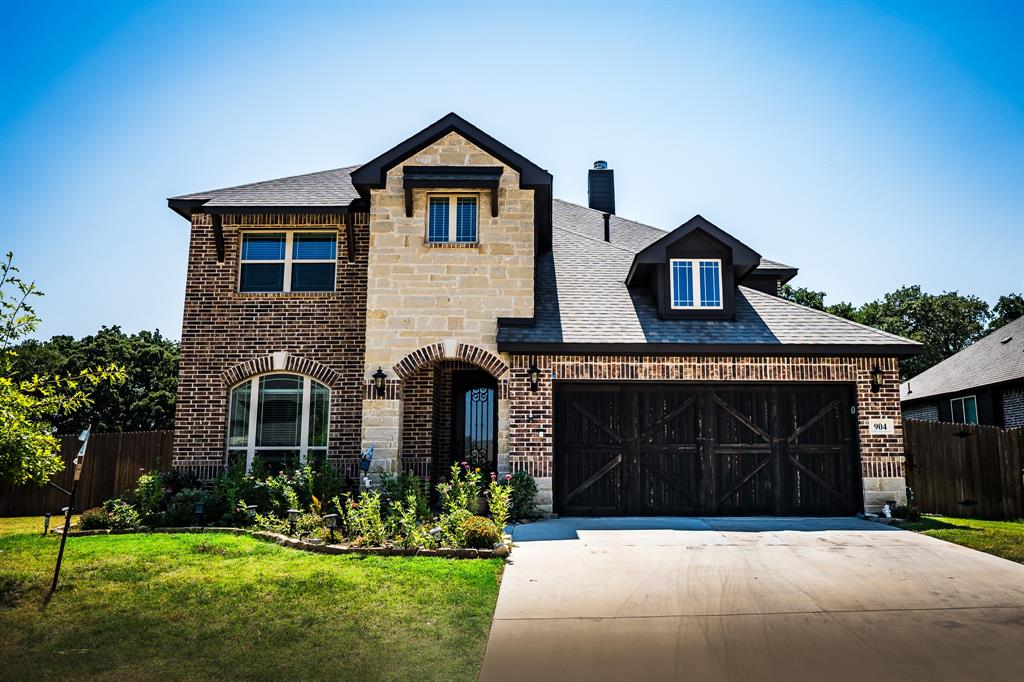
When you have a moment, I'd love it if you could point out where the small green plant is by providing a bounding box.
[102,498,141,529]
[509,471,538,520]
[133,471,166,524]
[379,471,430,520]
[164,488,209,527]
[388,493,434,549]
[348,491,387,546]
[438,508,473,547]
[438,463,482,515]
[461,515,502,549]
[78,507,110,530]
[486,473,512,530]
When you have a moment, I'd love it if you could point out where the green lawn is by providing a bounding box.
[0,517,503,681]
[897,515,1024,563]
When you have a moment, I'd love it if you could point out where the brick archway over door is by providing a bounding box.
[392,342,509,381]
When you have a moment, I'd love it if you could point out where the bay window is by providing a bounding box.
[227,373,329,471]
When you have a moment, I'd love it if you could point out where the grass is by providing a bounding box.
[896,515,1024,563]
[0,516,503,681]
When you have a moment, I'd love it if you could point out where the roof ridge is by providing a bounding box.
[170,164,362,200]
[739,286,921,346]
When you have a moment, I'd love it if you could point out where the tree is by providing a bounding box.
[988,293,1024,332]
[13,327,179,432]
[779,284,856,320]
[0,253,124,486]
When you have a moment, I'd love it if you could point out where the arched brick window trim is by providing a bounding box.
[392,342,509,380]
[220,354,341,388]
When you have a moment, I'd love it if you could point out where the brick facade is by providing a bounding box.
[173,212,370,477]
[902,402,940,422]
[1000,387,1024,428]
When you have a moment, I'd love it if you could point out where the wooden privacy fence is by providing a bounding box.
[0,430,174,517]
[904,419,1024,520]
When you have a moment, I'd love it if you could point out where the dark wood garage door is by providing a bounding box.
[554,384,861,516]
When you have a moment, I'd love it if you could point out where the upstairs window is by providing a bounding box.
[239,232,336,293]
[427,195,478,244]
[950,395,978,425]
[227,373,330,472]
[670,258,722,309]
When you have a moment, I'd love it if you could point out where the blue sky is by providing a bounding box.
[1,0,1021,340]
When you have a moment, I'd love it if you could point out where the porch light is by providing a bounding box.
[869,366,884,393]
[287,508,301,536]
[527,357,541,393]
[372,366,388,397]
[194,500,205,527]
[322,513,339,543]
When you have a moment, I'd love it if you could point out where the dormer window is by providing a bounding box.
[428,195,478,244]
[670,258,722,309]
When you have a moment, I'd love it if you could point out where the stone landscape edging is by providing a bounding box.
[53,525,510,559]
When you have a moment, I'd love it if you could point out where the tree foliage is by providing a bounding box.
[12,327,179,432]
[780,282,1020,380]
[989,293,1024,332]
[0,253,125,486]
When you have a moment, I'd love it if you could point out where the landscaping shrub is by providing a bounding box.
[461,515,502,549]
[509,471,538,520]
[133,471,167,523]
[347,491,387,546]
[103,499,141,529]
[439,508,473,547]
[379,471,430,520]
[164,488,209,527]
[486,474,512,530]
[438,463,483,515]
[79,507,110,530]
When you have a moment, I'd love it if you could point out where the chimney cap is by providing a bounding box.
[593,160,608,170]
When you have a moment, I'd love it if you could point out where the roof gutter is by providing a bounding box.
[496,341,923,358]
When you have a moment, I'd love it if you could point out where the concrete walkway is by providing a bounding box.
[479,517,1024,682]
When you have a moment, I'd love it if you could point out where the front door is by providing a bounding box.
[452,370,498,474]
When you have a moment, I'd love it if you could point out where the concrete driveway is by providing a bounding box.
[479,517,1024,682]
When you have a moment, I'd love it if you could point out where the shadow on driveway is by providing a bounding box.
[509,515,900,542]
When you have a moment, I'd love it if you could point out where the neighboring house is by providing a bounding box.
[900,316,1024,428]
[168,113,921,515]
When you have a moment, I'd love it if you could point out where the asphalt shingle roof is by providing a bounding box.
[170,166,361,207]
[900,316,1024,401]
[498,200,920,351]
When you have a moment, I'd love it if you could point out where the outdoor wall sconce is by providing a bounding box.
[322,513,339,543]
[869,365,884,393]
[527,357,541,393]
[287,508,301,536]
[372,366,388,397]
[194,500,205,527]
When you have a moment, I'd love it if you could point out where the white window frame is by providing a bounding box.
[670,258,723,309]
[426,193,479,244]
[226,373,330,471]
[950,395,979,425]
[238,230,337,293]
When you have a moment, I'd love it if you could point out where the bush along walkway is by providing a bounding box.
[54,525,511,558]
[69,459,540,556]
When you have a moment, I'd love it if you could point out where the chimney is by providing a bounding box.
[603,213,610,242]
[588,160,615,215]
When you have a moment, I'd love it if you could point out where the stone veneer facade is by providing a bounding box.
[359,132,534,475]
[173,211,370,481]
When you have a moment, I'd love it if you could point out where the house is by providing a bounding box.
[900,316,1024,427]
[167,113,921,516]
